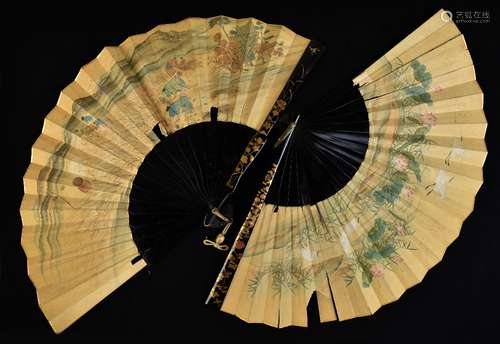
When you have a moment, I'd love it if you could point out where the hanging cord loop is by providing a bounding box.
[203,207,232,251]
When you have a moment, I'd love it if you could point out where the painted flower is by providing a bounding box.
[431,85,443,92]
[276,99,287,111]
[73,177,91,193]
[401,184,414,199]
[165,57,198,71]
[369,262,384,277]
[392,154,409,172]
[420,111,437,127]
[396,224,407,236]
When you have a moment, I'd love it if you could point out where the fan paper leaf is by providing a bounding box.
[20,10,486,332]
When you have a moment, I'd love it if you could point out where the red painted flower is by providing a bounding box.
[73,177,91,193]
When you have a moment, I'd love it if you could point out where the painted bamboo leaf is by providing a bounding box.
[364,247,382,260]
[380,244,396,257]
[362,270,373,288]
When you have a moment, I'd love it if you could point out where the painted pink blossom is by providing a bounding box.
[420,111,437,127]
[401,184,414,199]
[165,57,198,71]
[431,85,443,92]
[392,154,409,172]
[369,263,384,277]
[396,225,407,236]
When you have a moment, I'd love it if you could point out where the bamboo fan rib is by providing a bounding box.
[21,16,310,333]
[219,9,486,326]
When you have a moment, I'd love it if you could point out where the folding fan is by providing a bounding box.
[21,10,486,333]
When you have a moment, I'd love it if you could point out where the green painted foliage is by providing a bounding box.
[342,58,434,288]
[411,60,432,87]
[373,180,404,204]
[364,247,382,260]
[368,218,387,241]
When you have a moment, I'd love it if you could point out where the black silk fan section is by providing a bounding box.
[266,81,369,206]
[129,82,368,264]
[129,121,255,264]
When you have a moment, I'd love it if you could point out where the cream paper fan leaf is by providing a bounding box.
[214,9,486,326]
[21,10,486,333]
[21,16,311,333]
